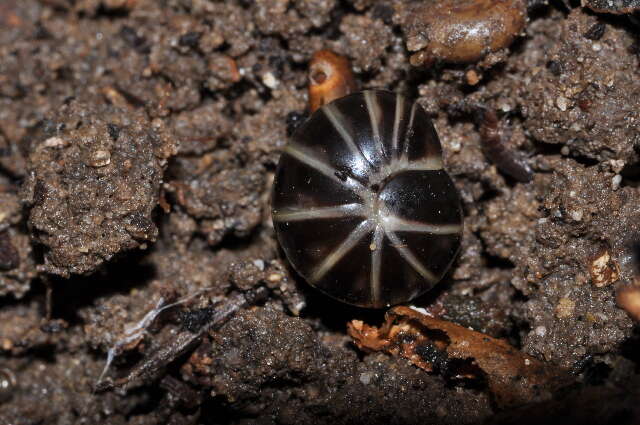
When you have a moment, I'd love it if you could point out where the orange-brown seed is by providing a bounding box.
[617,285,640,321]
[308,50,357,113]
[402,0,527,65]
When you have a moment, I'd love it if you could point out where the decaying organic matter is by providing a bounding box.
[349,306,573,408]
[95,288,267,392]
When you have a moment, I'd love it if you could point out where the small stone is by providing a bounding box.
[0,368,14,404]
[556,96,568,111]
[262,72,279,89]
[291,301,306,316]
[1,339,12,351]
[610,159,625,173]
[43,137,68,148]
[569,209,583,221]
[359,372,374,385]
[555,298,575,319]
[268,273,283,283]
[612,174,622,190]
[499,102,512,113]
[465,69,480,86]
[88,150,111,167]
[252,259,265,271]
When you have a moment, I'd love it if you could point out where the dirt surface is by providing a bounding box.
[1,1,640,424]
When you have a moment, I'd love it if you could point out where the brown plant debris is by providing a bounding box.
[348,306,573,408]
[589,248,619,288]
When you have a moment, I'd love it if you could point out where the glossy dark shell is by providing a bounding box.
[272,90,463,308]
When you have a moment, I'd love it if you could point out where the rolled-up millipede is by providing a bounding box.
[272,90,463,308]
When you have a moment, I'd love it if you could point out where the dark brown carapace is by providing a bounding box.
[272,90,463,308]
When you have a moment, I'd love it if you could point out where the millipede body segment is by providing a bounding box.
[272,90,463,308]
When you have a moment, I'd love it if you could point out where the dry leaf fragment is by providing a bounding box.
[589,248,619,287]
[348,306,573,408]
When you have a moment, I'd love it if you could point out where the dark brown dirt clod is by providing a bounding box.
[21,100,176,276]
[0,194,37,297]
[521,9,640,162]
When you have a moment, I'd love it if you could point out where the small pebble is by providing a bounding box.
[569,209,583,221]
[252,259,265,271]
[499,102,512,113]
[267,273,283,283]
[555,298,575,319]
[359,372,374,385]
[610,159,625,173]
[534,325,547,337]
[262,72,279,89]
[465,69,480,85]
[0,368,16,404]
[291,301,306,316]
[612,174,622,190]
[43,137,68,148]
[556,96,568,111]
[88,150,111,167]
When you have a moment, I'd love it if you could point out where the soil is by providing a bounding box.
[1,1,640,424]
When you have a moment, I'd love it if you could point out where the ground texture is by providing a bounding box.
[1,1,640,424]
